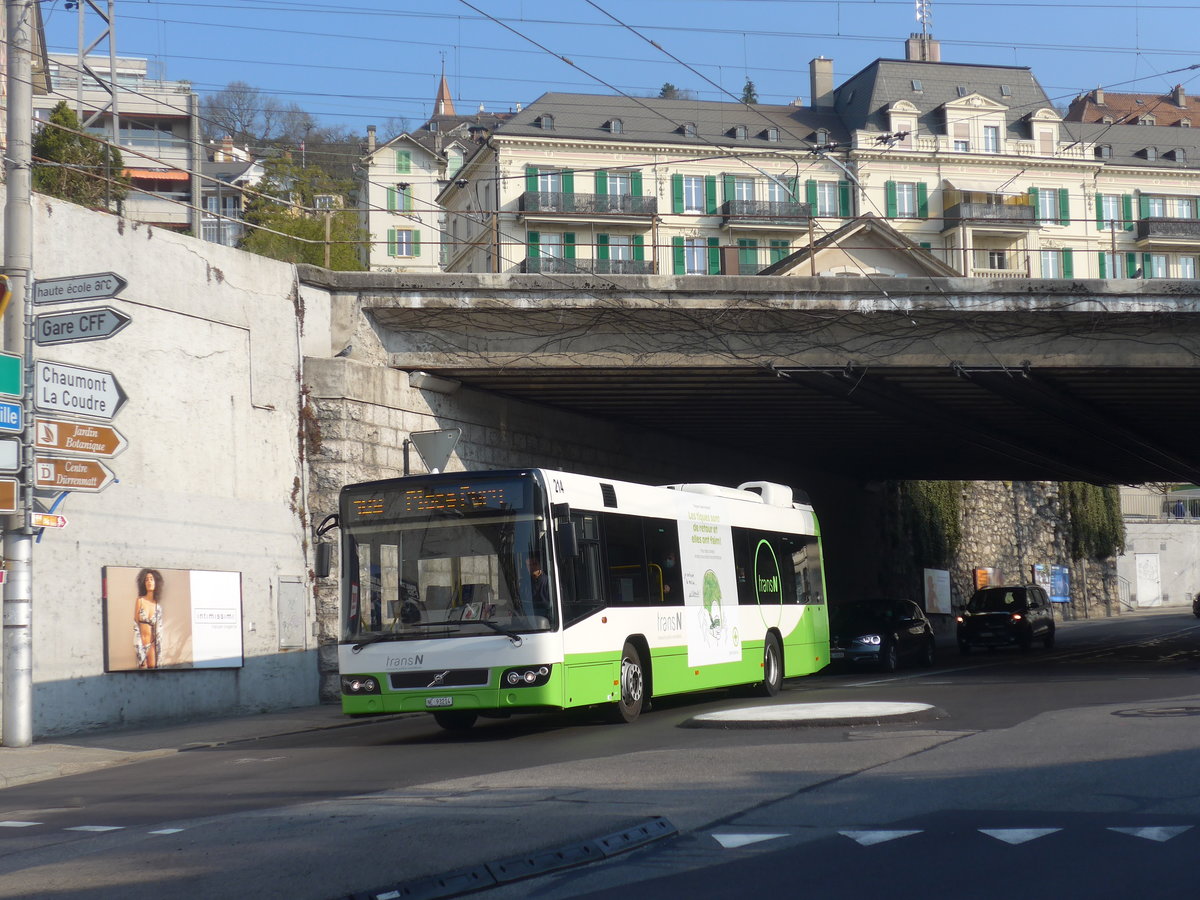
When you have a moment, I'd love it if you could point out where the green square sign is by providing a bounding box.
[0,353,22,398]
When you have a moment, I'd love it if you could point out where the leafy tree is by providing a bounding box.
[659,82,680,99]
[741,79,758,104]
[239,154,365,270]
[31,101,129,210]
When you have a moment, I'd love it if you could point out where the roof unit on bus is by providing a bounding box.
[738,481,794,507]
[664,483,764,503]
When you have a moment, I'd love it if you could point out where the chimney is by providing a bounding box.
[1093,86,1104,105]
[1173,84,1187,108]
[366,124,376,154]
[905,33,941,62]
[217,136,234,162]
[810,57,834,109]
[791,97,803,107]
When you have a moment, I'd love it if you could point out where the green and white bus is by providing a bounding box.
[335,468,829,729]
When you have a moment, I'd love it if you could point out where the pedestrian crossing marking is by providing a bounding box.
[712,832,789,849]
[839,830,922,846]
[979,829,1061,845]
[1108,826,1192,842]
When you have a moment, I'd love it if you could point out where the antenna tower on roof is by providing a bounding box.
[916,0,932,38]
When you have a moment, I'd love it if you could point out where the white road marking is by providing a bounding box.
[0,821,40,828]
[149,828,186,835]
[711,832,788,849]
[839,829,923,846]
[979,828,1061,844]
[1109,826,1192,842]
[692,702,933,723]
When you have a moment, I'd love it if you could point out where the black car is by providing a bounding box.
[1193,593,1200,619]
[957,584,1055,653]
[829,598,936,672]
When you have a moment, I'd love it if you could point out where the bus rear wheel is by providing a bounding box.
[433,710,478,731]
[758,633,783,697]
[611,642,646,723]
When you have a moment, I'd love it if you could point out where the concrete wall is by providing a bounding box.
[1118,521,1200,609]
[0,192,319,738]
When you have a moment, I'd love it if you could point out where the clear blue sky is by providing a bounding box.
[39,0,1200,135]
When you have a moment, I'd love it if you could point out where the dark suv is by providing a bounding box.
[957,584,1055,653]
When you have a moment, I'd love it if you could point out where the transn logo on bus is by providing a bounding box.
[385,654,424,668]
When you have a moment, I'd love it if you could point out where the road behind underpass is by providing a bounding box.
[0,608,1197,900]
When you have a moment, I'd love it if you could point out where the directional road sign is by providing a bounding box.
[34,360,126,420]
[34,456,116,493]
[32,513,68,529]
[0,399,22,433]
[0,352,21,397]
[0,477,17,513]
[35,306,131,346]
[0,438,18,473]
[33,272,127,306]
[35,418,127,458]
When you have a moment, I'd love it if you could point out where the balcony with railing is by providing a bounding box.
[524,256,655,275]
[519,191,656,220]
[720,199,811,228]
[942,200,1037,232]
[1135,217,1200,245]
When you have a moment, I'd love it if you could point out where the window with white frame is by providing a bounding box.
[1147,253,1169,278]
[1180,256,1198,279]
[538,232,564,259]
[734,177,755,202]
[537,170,562,193]
[388,228,418,257]
[815,182,839,216]
[683,176,705,213]
[987,250,1008,270]
[895,182,918,218]
[1037,189,1059,223]
[1146,196,1167,217]
[1100,251,1121,279]
[684,237,707,274]
[765,179,790,204]
[1098,194,1122,229]
[1040,250,1061,277]
[606,172,631,196]
[608,234,632,260]
[982,125,1001,153]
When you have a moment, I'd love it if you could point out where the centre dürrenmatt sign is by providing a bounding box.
[34,361,127,421]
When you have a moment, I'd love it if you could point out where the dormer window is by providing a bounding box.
[815,128,830,146]
[1146,146,1159,161]
[730,125,747,140]
[1000,84,1012,97]
[606,118,623,134]
[1101,116,1114,124]
[1096,144,1113,159]
[536,114,555,129]
[956,85,968,97]
[761,127,779,142]
[911,79,923,92]
[1139,115,1156,125]
[1181,118,1192,128]
[428,121,439,133]
[1167,147,1187,163]
[680,122,697,137]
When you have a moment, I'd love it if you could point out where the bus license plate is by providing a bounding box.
[830,651,844,659]
[425,697,453,708]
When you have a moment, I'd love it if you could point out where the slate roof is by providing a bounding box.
[494,92,850,151]
[1065,87,1197,127]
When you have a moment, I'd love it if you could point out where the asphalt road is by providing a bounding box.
[1,608,1199,899]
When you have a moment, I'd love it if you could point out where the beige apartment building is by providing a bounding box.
[435,36,1200,280]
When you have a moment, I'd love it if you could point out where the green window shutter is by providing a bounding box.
[562,171,574,194]
[885,181,898,218]
[1125,252,1138,277]
[387,228,397,257]
[596,234,609,261]
[526,231,540,259]
[672,236,685,274]
[386,186,396,212]
[805,179,818,207]
[632,235,644,261]
[1097,251,1107,278]
[1028,187,1040,222]
[1061,248,1073,279]
[738,238,758,266]
[1122,194,1134,231]
[919,241,932,250]
[1138,193,1149,220]
[401,187,412,211]
[707,237,721,274]
[1142,252,1152,275]
[1058,188,1070,226]
[396,150,411,173]
[769,239,789,263]
[630,171,643,196]
[916,182,929,219]
[526,167,539,192]
[595,171,608,195]
[838,180,851,216]
[722,174,736,204]
[412,230,421,257]
[787,177,798,202]
[1095,193,1104,231]
[563,233,576,260]
[704,175,717,214]
[672,174,684,213]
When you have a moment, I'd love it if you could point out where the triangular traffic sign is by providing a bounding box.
[409,428,461,474]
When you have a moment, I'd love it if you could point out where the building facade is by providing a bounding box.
[438,37,1200,280]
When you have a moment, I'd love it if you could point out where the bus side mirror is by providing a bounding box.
[315,542,333,578]
[556,520,578,558]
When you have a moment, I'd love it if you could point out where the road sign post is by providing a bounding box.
[34,418,127,458]
[33,457,116,493]
[33,272,127,305]
[35,307,131,346]
[33,360,127,420]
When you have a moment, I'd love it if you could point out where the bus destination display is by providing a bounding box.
[346,478,528,522]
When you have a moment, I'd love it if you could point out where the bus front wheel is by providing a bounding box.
[611,642,646,723]
[433,710,478,731]
[759,633,783,697]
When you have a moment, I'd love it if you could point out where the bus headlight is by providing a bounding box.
[341,675,381,695]
[502,665,552,688]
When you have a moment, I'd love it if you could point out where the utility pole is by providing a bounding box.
[3,0,35,748]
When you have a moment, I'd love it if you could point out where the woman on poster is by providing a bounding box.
[133,568,165,669]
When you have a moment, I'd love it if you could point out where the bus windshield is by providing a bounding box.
[340,474,556,642]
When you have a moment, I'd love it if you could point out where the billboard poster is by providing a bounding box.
[1050,564,1071,603]
[676,494,741,667]
[973,567,996,590]
[923,568,952,615]
[103,566,244,671]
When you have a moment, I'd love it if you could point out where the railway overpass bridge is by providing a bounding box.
[302,269,1200,486]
